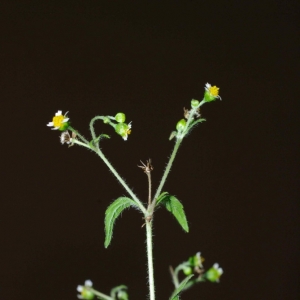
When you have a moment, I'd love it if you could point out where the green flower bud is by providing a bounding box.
[115,122,132,141]
[206,263,223,282]
[117,290,128,300]
[176,119,186,132]
[115,113,126,123]
[191,99,200,108]
[188,252,203,268]
[183,266,193,275]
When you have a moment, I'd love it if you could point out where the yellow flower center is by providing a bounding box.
[127,129,131,135]
[209,86,220,97]
[52,115,65,128]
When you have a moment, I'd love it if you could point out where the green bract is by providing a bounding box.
[204,92,216,102]
[59,121,70,131]
[115,112,126,123]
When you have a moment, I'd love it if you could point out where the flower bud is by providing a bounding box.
[183,266,193,275]
[191,99,200,108]
[117,290,128,300]
[115,122,132,141]
[115,113,126,123]
[206,263,223,282]
[176,119,186,132]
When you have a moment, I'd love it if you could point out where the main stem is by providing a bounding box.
[146,221,155,300]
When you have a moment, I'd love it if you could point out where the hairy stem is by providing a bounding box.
[89,288,113,300]
[153,139,182,201]
[147,170,152,207]
[146,221,155,300]
[153,99,206,201]
[69,126,89,144]
[95,149,146,214]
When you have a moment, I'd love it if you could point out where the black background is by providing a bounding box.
[1,1,298,299]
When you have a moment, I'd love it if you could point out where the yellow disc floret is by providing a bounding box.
[53,115,65,128]
[208,85,220,97]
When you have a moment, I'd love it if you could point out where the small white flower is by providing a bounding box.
[123,122,132,141]
[47,110,69,130]
[77,280,93,299]
[84,280,93,287]
[213,263,223,276]
[204,83,221,100]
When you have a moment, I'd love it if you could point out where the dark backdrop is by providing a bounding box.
[1,1,298,299]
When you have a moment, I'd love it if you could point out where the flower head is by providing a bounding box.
[206,263,223,282]
[115,122,132,141]
[47,110,70,131]
[77,280,94,300]
[204,83,221,102]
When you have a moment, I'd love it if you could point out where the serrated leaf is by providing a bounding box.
[104,197,137,248]
[170,275,194,300]
[161,195,189,232]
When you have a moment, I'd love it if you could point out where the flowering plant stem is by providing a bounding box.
[94,148,146,214]
[89,288,113,300]
[48,89,223,299]
[146,221,155,300]
[153,139,182,202]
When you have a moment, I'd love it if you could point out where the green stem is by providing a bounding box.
[146,221,155,300]
[89,288,113,300]
[69,126,89,144]
[153,99,206,201]
[153,139,182,201]
[95,148,146,214]
[87,116,146,213]
[72,139,91,149]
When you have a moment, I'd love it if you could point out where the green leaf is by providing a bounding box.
[187,118,206,132]
[156,191,169,205]
[89,134,110,148]
[160,195,189,232]
[104,197,137,248]
[170,275,194,300]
